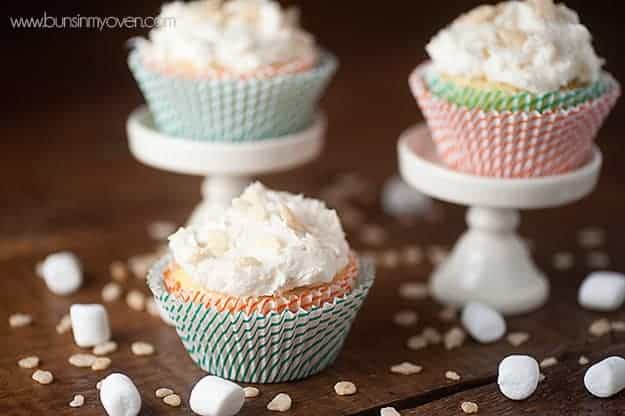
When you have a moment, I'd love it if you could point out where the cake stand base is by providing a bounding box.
[127,106,326,225]
[398,124,602,315]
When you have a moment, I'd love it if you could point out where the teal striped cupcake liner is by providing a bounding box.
[128,51,337,142]
[147,255,375,383]
[425,70,617,113]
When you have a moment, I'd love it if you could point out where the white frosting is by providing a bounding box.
[168,182,350,297]
[425,0,603,93]
[134,0,316,74]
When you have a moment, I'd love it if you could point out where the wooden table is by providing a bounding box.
[2,1,625,415]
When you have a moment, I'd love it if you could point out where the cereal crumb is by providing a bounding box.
[393,310,418,327]
[461,401,479,414]
[102,282,123,302]
[578,227,605,248]
[612,321,625,332]
[579,355,590,365]
[390,362,422,375]
[445,370,461,381]
[32,369,53,384]
[589,318,611,337]
[131,341,155,356]
[109,260,128,282]
[91,357,112,371]
[56,314,72,334]
[540,357,558,368]
[69,394,85,408]
[401,245,423,266]
[68,353,96,368]
[9,313,32,328]
[422,327,442,344]
[586,251,610,269]
[380,407,400,416]
[126,290,146,311]
[334,381,357,396]
[163,394,182,407]
[507,332,530,347]
[244,386,260,398]
[444,327,466,350]
[267,393,292,412]
[439,305,457,322]
[155,388,174,398]
[552,252,574,270]
[398,282,429,300]
[93,340,118,356]
[18,356,40,369]
[406,335,428,351]
[359,225,388,247]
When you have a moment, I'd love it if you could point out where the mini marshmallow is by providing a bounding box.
[39,252,83,295]
[189,375,244,416]
[100,373,141,416]
[584,356,625,398]
[461,302,506,344]
[70,304,111,347]
[381,175,432,217]
[578,271,625,311]
[497,355,540,400]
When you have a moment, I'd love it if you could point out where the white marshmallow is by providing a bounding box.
[461,302,506,344]
[584,356,625,398]
[70,304,111,347]
[497,355,540,400]
[578,272,625,311]
[189,375,244,416]
[99,373,141,416]
[381,175,432,217]
[39,251,83,295]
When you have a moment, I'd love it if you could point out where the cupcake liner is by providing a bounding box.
[128,51,337,142]
[163,254,359,315]
[410,63,620,178]
[425,70,615,113]
[148,255,375,383]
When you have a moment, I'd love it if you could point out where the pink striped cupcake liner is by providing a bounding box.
[410,63,620,178]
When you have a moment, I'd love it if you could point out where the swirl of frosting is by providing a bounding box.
[168,182,350,297]
[425,0,604,93]
[134,0,316,75]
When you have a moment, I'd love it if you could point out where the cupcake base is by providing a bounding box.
[148,255,375,383]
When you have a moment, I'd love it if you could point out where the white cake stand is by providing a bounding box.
[127,106,326,225]
[398,124,602,315]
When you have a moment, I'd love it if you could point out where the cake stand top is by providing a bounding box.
[398,124,602,210]
[127,106,325,176]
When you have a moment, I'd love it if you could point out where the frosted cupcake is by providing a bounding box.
[410,0,620,178]
[129,0,337,142]
[147,182,374,383]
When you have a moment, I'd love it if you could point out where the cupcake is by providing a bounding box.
[410,0,620,178]
[129,0,337,142]
[147,182,374,383]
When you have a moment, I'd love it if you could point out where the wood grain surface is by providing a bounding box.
[2,0,625,415]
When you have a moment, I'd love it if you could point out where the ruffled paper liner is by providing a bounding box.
[163,254,359,315]
[142,52,317,80]
[147,255,375,383]
[128,50,337,142]
[410,62,621,178]
[425,70,615,113]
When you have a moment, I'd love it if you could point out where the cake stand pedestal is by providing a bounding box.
[127,106,326,225]
[398,124,602,315]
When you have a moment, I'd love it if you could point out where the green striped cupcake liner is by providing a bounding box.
[147,255,375,383]
[128,51,337,142]
[425,70,616,113]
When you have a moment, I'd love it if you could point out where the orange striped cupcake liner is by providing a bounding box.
[163,253,359,316]
[410,62,620,178]
[142,52,317,80]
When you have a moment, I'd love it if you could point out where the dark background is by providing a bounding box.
[2,0,624,237]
